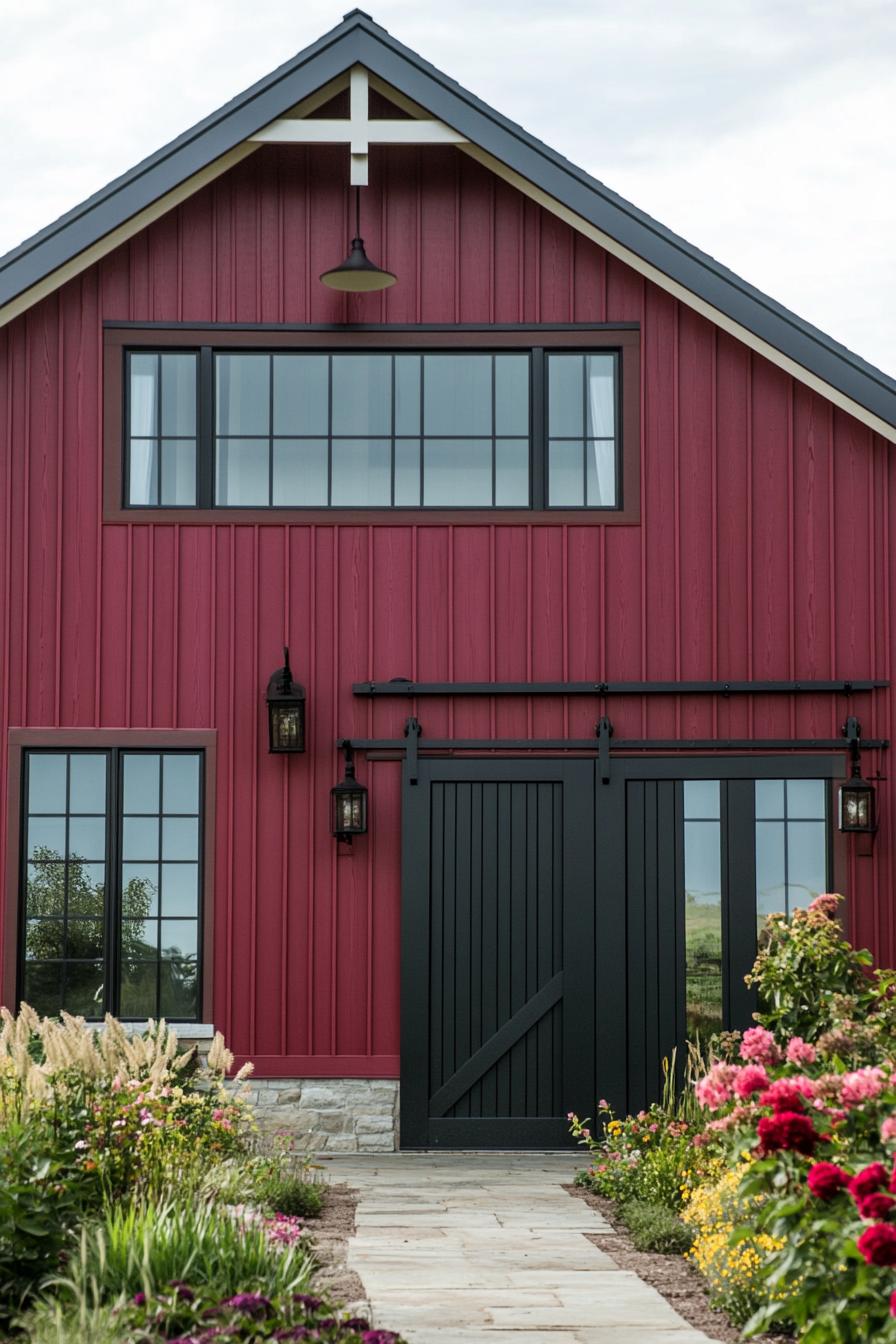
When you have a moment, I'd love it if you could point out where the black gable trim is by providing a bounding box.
[1,10,894,430]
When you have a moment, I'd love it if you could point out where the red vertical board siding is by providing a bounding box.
[0,141,893,1072]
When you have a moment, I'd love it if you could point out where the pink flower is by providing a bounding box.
[735,1065,770,1099]
[740,1026,782,1066]
[881,1116,896,1143]
[840,1067,886,1106]
[807,893,841,918]
[695,1062,741,1112]
[598,1099,609,1109]
[74,1140,88,1151]
[786,1037,817,1066]
[760,1080,806,1113]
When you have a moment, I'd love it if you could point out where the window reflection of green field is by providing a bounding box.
[685,896,722,1038]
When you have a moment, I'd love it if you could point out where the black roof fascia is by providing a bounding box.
[2,9,894,431]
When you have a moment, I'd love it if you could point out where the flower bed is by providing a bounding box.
[571,893,896,1343]
[0,1005,404,1343]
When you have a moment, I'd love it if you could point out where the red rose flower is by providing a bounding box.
[806,1161,851,1200]
[849,1163,889,1200]
[759,1082,805,1113]
[857,1223,896,1266]
[757,1111,818,1155]
[891,1289,896,1319]
[857,1193,896,1221]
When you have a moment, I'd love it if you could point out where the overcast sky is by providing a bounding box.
[1,0,893,375]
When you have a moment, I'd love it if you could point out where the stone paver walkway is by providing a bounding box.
[324,1154,723,1344]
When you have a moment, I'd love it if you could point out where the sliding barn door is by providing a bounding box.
[401,759,596,1148]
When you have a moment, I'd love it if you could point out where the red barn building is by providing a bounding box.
[1,11,894,1149]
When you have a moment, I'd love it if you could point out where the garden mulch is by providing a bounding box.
[309,1182,369,1312]
[565,1185,789,1344]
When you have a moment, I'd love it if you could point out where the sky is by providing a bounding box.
[0,0,894,376]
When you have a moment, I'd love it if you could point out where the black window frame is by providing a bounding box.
[17,747,205,1023]
[111,327,640,517]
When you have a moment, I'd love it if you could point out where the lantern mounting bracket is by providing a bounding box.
[404,716,422,785]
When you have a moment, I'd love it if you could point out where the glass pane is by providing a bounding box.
[28,755,67,814]
[216,354,269,435]
[585,354,615,437]
[787,779,826,819]
[27,817,66,860]
[216,439,269,506]
[331,440,391,506]
[395,356,421,435]
[67,863,105,917]
[120,961,158,1019]
[423,355,491,436]
[272,440,328,506]
[494,356,529,436]
[394,440,421,506]
[160,959,198,1019]
[273,354,328,436]
[64,961,104,1017]
[123,755,160,814]
[68,817,106,861]
[160,921,198,960]
[162,755,200,815]
[548,355,583,437]
[684,819,722,1039]
[683,780,720,819]
[23,962,63,1018]
[755,779,785,818]
[495,440,529,506]
[160,353,197,436]
[162,817,199,861]
[129,440,158,506]
[129,353,158,435]
[756,820,787,920]
[332,355,391,436]
[122,864,160,919]
[586,440,617,507]
[423,440,492,506]
[68,755,107,814]
[123,817,159,862]
[26,863,65,916]
[548,440,584,506]
[162,864,199,917]
[26,920,64,959]
[66,919,104,960]
[122,920,158,959]
[787,822,827,910]
[160,440,197,506]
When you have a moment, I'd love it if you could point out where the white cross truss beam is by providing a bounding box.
[249,66,468,184]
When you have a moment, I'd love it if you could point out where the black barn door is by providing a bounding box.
[401,759,597,1148]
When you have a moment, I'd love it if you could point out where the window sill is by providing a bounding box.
[87,1021,216,1038]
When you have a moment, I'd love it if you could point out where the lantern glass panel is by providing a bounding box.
[840,782,874,832]
[269,703,304,753]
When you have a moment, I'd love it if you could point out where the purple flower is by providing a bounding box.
[362,1334,400,1344]
[294,1295,324,1312]
[169,1280,196,1302]
[132,1291,147,1306]
[221,1293,273,1317]
[343,1320,371,1332]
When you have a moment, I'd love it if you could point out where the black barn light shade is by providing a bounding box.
[266,647,306,753]
[839,716,877,834]
[320,187,396,292]
[332,741,368,842]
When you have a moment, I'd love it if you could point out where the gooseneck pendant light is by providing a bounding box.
[320,186,396,292]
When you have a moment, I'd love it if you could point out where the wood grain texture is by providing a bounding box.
[0,143,891,1071]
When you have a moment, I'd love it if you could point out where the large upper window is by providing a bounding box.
[122,345,625,511]
[21,749,203,1021]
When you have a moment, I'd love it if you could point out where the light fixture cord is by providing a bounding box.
[356,185,362,240]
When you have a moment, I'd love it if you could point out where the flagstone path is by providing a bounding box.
[324,1153,724,1344]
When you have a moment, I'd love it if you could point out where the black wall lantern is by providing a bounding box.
[839,716,877,834]
[332,741,368,843]
[266,648,306,753]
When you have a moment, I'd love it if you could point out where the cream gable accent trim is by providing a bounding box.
[459,143,896,445]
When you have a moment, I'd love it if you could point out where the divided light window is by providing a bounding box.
[125,348,621,510]
[21,750,203,1022]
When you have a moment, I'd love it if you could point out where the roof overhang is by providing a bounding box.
[1,9,895,443]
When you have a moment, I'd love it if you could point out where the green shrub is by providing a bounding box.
[619,1199,693,1254]
[51,1197,314,1307]
[257,1173,325,1218]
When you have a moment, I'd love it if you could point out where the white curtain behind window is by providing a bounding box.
[129,371,156,503]
[587,360,615,505]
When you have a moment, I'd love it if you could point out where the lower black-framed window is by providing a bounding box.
[681,777,830,1040]
[20,749,203,1021]
[124,347,623,511]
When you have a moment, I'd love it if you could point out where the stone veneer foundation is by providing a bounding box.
[240,1078,400,1153]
